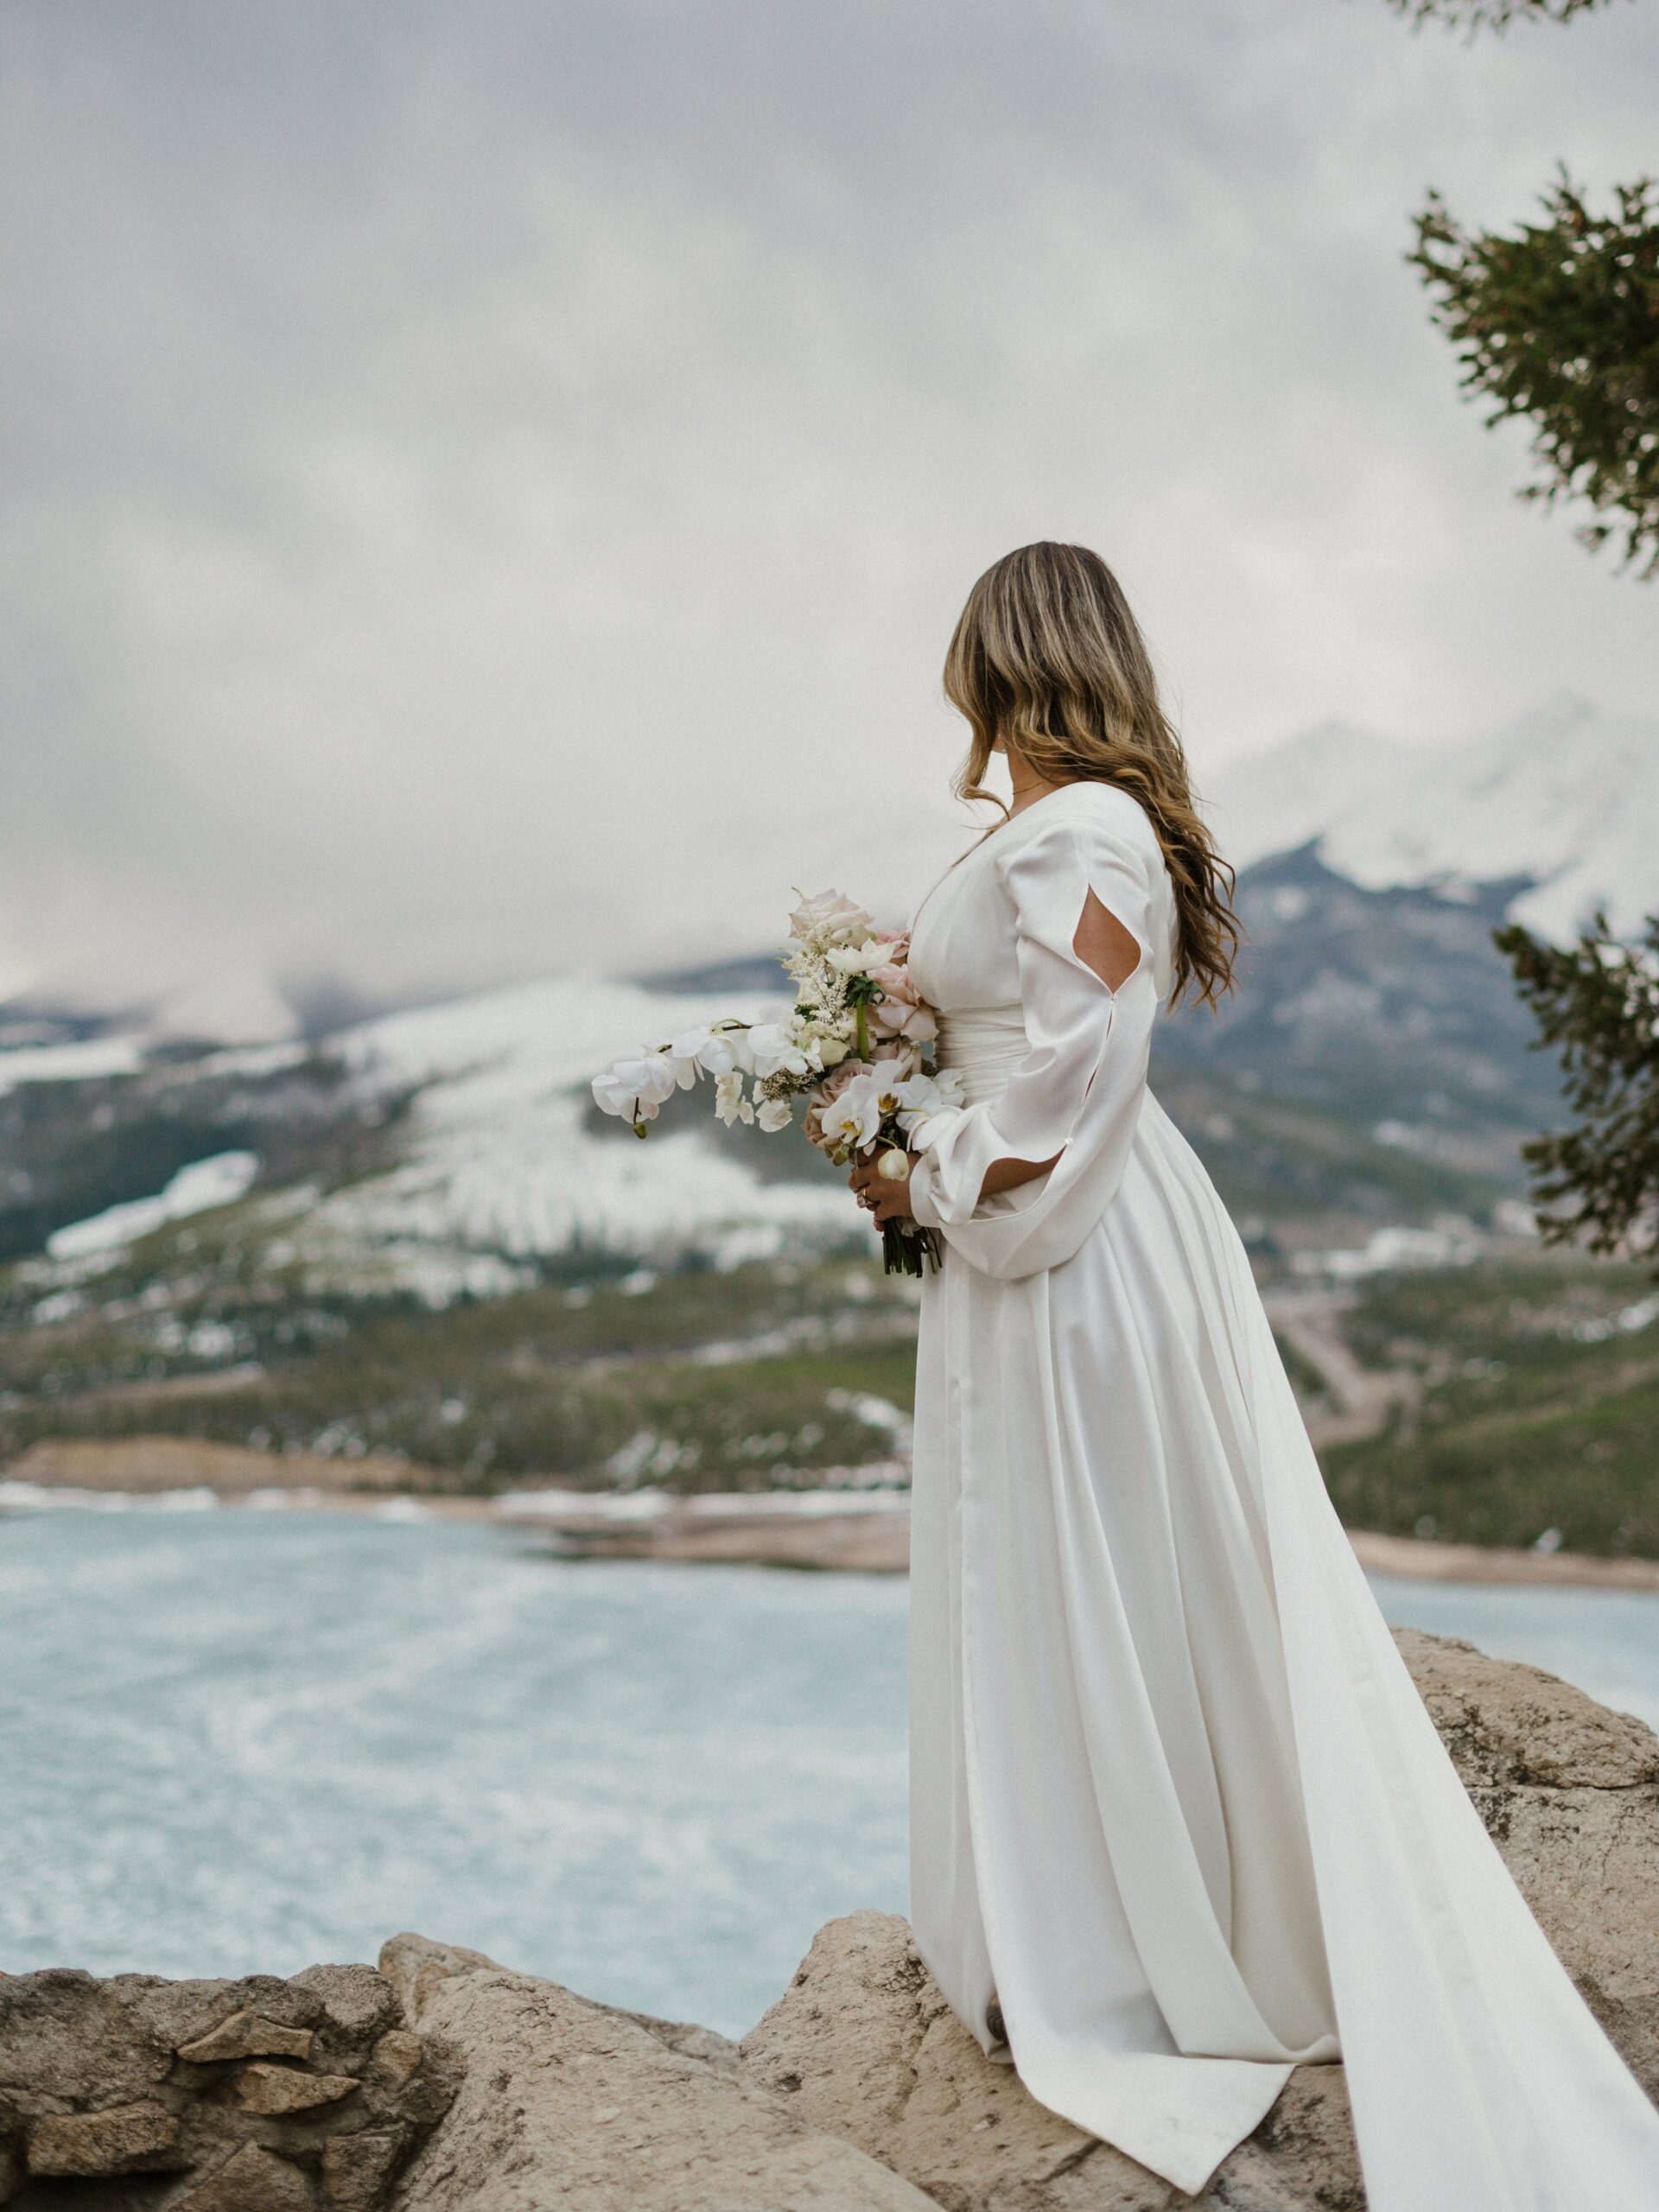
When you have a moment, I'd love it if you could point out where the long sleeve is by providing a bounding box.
[907,792,1162,1281]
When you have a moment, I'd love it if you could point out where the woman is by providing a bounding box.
[849,543,1659,2209]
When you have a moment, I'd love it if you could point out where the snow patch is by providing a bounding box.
[299,974,855,1292]
[0,1038,145,1096]
[46,1151,260,1260]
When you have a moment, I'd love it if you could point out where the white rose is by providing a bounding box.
[755,1096,794,1133]
[789,888,875,945]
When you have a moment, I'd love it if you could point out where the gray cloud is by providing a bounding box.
[3,0,1656,1022]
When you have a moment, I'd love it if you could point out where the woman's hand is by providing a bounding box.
[849,1151,914,1225]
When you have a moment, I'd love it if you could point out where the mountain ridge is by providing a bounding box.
[1205,696,1659,940]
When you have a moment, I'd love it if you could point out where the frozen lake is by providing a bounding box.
[2,1510,1656,2037]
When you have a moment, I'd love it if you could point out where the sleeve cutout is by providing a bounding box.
[906,793,1163,1277]
[1072,887,1142,994]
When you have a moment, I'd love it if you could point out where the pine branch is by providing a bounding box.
[1386,0,1622,29]
[1409,173,1659,577]
[1495,913,1659,1262]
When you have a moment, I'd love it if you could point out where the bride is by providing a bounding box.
[848,542,1659,2209]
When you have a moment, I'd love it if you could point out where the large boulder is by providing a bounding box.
[378,1934,936,2211]
[737,1631,1659,2210]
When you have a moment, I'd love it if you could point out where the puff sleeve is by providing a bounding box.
[906,791,1162,1281]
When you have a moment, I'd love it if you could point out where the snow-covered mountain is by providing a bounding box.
[1205,697,1659,940]
[1,972,850,1296]
[8,696,1650,1289]
[310,976,847,1292]
[3,866,1539,1302]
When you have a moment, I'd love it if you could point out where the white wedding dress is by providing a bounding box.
[903,780,1659,2209]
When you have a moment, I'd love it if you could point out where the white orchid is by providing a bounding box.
[640,1032,708,1090]
[868,1042,922,1085]
[714,1071,754,1127]
[824,938,890,978]
[694,1024,754,1077]
[747,1021,814,1080]
[892,1069,965,1146]
[817,1071,886,1152]
[755,1096,794,1133]
[592,1052,682,1126]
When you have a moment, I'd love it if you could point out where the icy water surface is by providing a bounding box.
[3,1510,1656,2036]
[0,1510,906,2037]
[1368,1572,1659,1736]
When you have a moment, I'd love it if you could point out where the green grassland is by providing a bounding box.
[4,1088,1654,1552]
[1323,1257,1659,1555]
[0,1207,921,1492]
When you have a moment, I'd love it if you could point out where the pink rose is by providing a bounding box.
[868,962,938,1043]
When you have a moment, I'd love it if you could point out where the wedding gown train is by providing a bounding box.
[901,780,1659,2209]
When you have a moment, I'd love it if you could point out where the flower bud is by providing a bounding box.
[877,1147,911,1181]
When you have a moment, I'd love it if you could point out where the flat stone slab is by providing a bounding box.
[176,2008,316,2063]
[28,2099,184,2177]
[232,2061,362,2114]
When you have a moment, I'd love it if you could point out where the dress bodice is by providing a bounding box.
[907,784,1178,1023]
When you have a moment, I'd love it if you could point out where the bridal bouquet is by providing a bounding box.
[591,889,962,1274]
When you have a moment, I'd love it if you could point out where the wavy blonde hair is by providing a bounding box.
[944,541,1238,1008]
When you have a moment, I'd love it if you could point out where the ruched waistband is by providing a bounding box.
[936,1005,1029,1107]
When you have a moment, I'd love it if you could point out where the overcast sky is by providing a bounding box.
[4,0,1656,1030]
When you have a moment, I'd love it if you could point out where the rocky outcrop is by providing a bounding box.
[737,1631,1659,2210]
[1395,1627,1659,2093]
[0,1962,455,2210]
[377,1935,934,2210]
[4,1633,1656,2209]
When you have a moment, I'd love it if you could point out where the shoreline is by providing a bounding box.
[3,1452,1658,1590]
[1341,1526,1659,1592]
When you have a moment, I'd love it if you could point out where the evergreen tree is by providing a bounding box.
[1385,0,1658,1254]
